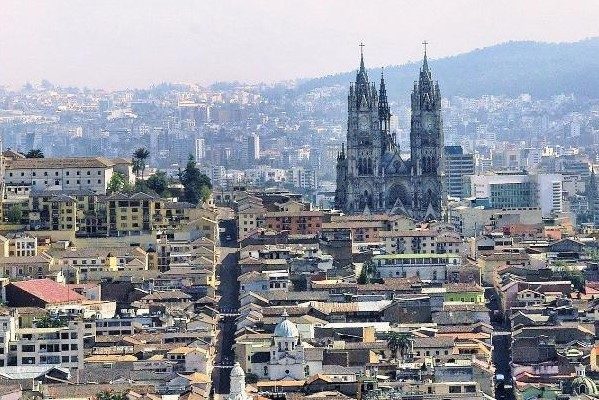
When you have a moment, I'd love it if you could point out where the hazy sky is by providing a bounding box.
[2,0,599,89]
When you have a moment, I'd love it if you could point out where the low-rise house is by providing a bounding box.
[5,278,85,308]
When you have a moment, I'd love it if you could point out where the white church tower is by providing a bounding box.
[227,362,250,400]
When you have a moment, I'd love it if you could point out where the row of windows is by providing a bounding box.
[30,179,102,185]
[9,170,102,177]
[21,343,77,352]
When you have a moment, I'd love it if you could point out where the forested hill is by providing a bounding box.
[296,38,599,99]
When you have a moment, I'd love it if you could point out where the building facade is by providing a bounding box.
[444,145,475,199]
[335,46,444,220]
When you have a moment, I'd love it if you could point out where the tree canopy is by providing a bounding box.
[25,149,44,158]
[387,332,412,362]
[146,171,169,197]
[96,390,127,400]
[6,204,23,224]
[179,155,211,204]
[107,172,133,194]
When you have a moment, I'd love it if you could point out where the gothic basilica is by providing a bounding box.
[335,45,445,220]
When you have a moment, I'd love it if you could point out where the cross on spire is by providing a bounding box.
[357,42,367,78]
[422,40,428,56]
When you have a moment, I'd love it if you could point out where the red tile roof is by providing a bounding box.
[11,279,85,304]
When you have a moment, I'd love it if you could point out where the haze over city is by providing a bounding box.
[1,2,599,400]
[2,0,599,89]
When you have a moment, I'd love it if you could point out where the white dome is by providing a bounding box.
[274,315,299,338]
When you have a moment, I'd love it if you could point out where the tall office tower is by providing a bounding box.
[444,145,475,198]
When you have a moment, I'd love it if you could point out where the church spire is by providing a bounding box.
[419,41,432,84]
[379,69,391,126]
[356,42,369,85]
[422,40,429,72]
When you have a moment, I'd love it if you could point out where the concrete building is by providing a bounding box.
[4,157,121,195]
[464,172,563,217]
[245,133,260,165]
[372,253,462,282]
[0,313,84,369]
[444,145,475,199]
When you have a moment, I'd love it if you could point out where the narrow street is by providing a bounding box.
[212,216,241,395]
[486,287,515,400]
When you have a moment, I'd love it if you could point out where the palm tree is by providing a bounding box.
[132,147,150,178]
[387,332,412,362]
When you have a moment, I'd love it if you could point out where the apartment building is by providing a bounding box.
[0,314,84,369]
[379,230,462,255]
[0,234,38,257]
[106,193,196,236]
[264,211,324,235]
[29,189,100,233]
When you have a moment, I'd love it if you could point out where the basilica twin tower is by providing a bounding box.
[335,44,444,220]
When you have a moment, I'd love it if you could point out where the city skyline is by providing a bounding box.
[2,0,599,89]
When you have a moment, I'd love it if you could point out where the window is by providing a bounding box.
[449,386,461,394]
[465,385,476,393]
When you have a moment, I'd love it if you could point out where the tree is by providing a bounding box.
[146,171,169,196]
[179,155,211,204]
[107,172,133,194]
[554,262,586,292]
[132,147,150,178]
[387,332,412,362]
[6,204,23,224]
[25,149,44,158]
[35,314,67,328]
[96,390,127,400]
[245,372,259,384]
[357,261,379,284]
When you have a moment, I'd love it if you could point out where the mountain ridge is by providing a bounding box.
[296,38,599,99]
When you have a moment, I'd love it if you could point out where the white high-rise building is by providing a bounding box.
[195,138,205,163]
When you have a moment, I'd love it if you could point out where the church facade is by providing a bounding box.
[335,46,445,221]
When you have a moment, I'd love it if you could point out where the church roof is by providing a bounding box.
[273,310,300,338]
